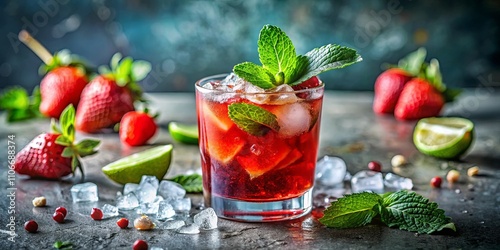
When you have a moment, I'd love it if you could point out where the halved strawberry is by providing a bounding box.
[275,149,302,171]
[236,136,292,179]
[206,126,245,164]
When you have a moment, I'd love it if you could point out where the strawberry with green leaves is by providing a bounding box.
[18,30,91,119]
[75,53,151,133]
[373,48,426,114]
[14,105,100,179]
[119,109,158,146]
[394,59,461,120]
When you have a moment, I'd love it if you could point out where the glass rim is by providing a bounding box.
[195,73,325,95]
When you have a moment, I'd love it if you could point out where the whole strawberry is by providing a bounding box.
[394,59,460,120]
[39,66,88,118]
[373,48,427,115]
[373,68,411,114]
[394,78,445,120]
[19,31,91,118]
[75,54,151,133]
[14,105,100,179]
[119,110,158,146]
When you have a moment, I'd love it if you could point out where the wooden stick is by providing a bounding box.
[18,30,53,65]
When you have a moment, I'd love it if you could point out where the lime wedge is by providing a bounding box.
[168,122,198,145]
[413,117,474,159]
[102,145,173,184]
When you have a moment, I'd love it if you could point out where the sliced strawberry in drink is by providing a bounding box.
[206,126,245,165]
[201,100,233,132]
[275,149,302,171]
[292,76,321,90]
[236,138,292,179]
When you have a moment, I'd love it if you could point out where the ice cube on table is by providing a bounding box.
[71,182,99,203]
[274,102,311,138]
[139,196,163,215]
[163,220,185,230]
[123,183,139,194]
[315,156,347,186]
[351,170,384,193]
[156,201,175,220]
[137,175,159,204]
[116,192,139,210]
[158,180,186,199]
[166,197,192,212]
[193,208,218,230]
[176,224,200,234]
[150,247,164,250]
[384,173,413,190]
[102,204,119,219]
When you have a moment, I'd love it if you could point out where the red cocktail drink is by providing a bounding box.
[196,74,324,221]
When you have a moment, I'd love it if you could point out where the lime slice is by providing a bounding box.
[102,145,173,184]
[413,117,474,159]
[168,122,199,145]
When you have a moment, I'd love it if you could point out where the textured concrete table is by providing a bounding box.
[1,91,499,249]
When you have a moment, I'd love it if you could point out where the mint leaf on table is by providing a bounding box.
[168,173,203,193]
[320,190,456,234]
[228,103,280,136]
[0,86,43,122]
[319,192,382,228]
[378,190,456,234]
[53,240,73,249]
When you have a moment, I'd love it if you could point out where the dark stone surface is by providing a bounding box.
[1,91,499,249]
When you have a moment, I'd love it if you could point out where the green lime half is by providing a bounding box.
[413,117,474,159]
[102,145,173,184]
[168,122,199,145]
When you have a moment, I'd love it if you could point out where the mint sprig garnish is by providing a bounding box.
[228,103,280,136]
[319,190,456,234]
[233,24,362,89]
[168,173,203,193]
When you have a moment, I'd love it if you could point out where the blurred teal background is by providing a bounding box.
[1,0,499,92]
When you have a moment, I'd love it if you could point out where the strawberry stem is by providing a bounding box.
[18,30,54,65]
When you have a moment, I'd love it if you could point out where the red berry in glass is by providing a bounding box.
[117,218,129,229]
[430,176,442,188]
[53,212,65,223]
[55,206,67,217]
[24,220,38,233]
[91,208,103,220]
[368,161,382,172]
[133,239,148,250]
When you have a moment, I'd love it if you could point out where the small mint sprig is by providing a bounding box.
[319,190,456,234]
[233,25,362,89]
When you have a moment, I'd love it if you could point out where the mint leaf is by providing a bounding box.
[379,190,456,234]
[233,62,276,89]
[228,103,279,136]
[53,240,73,249]
[290,44,362,86]
[319,192,382,228]
[258,24,297,84]
[168,174,203,193]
